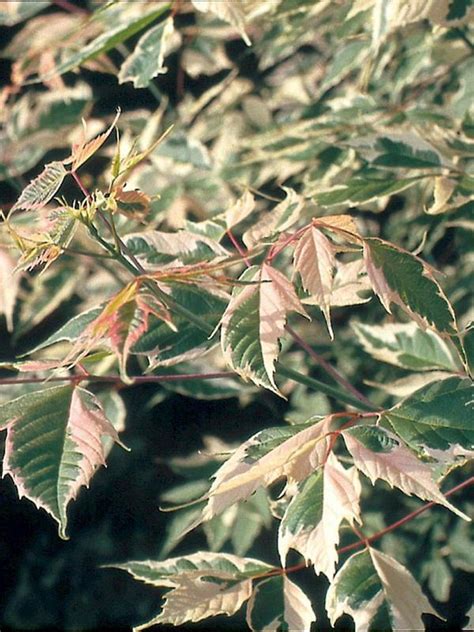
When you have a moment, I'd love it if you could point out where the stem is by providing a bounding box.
[0,372,234,386]
[285,325,376,409]
[338,476,474,555]
[51,0,89,15]
[277,365,378,412]
[71,171,91,200]
[254,476,474,580]
[226,229,251,267]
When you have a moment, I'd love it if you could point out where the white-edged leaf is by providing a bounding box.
[278,452,361,579]
[342,425,469,520]
[246,575,316,632]
[202,416,334,522]
[363,237,457,335]
[112,552,273,630]
[192,0,251,46]
[243,188,304,248]
[118,17,177,88]
[294,226,337,338]
[225,190,256,229]
[352,321,460,371]
[326,548,439,631]
[221,264,307,394]
[0,385,123,538]
[11,161,67,212]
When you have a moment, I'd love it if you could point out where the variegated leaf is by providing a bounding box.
[342,425,469,520]
[221,264,307,394]
[0,385,123,538]
[278,452,362,579]
[11,161,67,212]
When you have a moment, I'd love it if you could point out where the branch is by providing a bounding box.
[0,372,234,386]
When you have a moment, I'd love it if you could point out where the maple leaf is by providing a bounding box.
[191,0,251,46]
[278,452,362,579]
[246,575,316,632]
[363,237,457,335]
[327,548,439,631]
[66,281,174,381]
[0,385,124,538]
[201,416,334,522]
[69,110,120,172]
[293,226,337,338]
[342,425,469,520]
[221,263,307,394]
[11,161,68,213]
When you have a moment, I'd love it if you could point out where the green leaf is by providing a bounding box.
[11,161,68,212]
[118,18,175,88]
[38,3,170,81]
[352,321,460,371]
[314,175,422,206]
[133,286,227,366]
[384,377,474,455]
[246,575,316,632]
[0,385,121,538]
[364,238,457,334]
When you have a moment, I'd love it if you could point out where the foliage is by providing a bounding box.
[0,1,473,630]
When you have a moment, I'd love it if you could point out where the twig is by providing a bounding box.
[0,372,234,386]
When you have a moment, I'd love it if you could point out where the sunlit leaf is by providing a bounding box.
[0,248,21,332]
[278,452,362,579]
[343,425,469,520]
[326,548,439,631]
[221,263,307,394]
[364,237,457,334]
[118,17,177,88]
[11,161,67,212]
[0,385,123,538]
[246,575,316,632]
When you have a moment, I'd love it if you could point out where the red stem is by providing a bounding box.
[286,325,377,409]
[259,476,474,579]
[0,372,234,386]
[226,229,251,268]
[71,171,91,200]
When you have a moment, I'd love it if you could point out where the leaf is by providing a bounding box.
[133,285,227,367]
[225,190,256,229]
[70,110,120,171]
[293,226,337,338]
[243,188,304,248]
[192,0,251,46]
[314,214,361,239]
[0,1,50,26]
[201,416,334,522]
[342,425,469,520]
[246,575,316,632]
[0,385,122,538]
[11,161,68,212]
[363,237,457,334]
[221,263,307,394]
[278,452,362,579]
[314,175,421,206]
[0,248,21,332]
[112,552,273,629]
[38,4,170,82]
[113,187,151,218]
[372,135,444,169]
[68,282,173,381]
[383,376,474,458]
[124,229,228,268]
[326,548,439,631]
[118,17,177,88]
[352,321,460,371]
[426,176,457,215]
[27,306,103,354]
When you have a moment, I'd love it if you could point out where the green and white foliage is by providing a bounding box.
[1,0,473,630]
